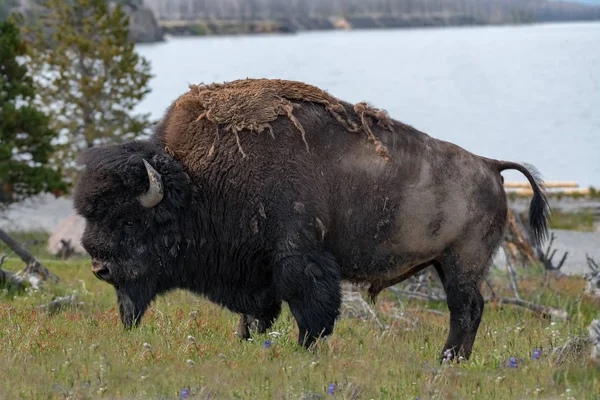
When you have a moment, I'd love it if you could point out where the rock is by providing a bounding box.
[590,318,600,363]
[47,214,87,257]
[108,3,164,43]
[126,7,164,43]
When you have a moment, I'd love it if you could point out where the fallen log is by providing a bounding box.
[0,267,26,291]
[0,227,59,283]
[38,294,84,314]
[0,253,26,290]
[388,287,569,321]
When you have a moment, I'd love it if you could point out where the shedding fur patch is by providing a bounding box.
[174,78,394,160]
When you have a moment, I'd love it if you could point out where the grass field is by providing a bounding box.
[1,232,599,399]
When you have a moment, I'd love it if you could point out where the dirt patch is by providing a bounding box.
[173,78,394,160]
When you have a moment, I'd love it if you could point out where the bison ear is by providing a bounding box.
[138,159,164,208]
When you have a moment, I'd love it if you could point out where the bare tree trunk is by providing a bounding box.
[0,227,59,282]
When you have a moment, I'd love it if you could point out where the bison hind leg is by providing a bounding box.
[434,246,489,364]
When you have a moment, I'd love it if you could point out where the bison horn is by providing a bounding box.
[138,159,164,208]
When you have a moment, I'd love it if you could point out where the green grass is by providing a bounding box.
[548,209,597,232]
[1,234,599,399]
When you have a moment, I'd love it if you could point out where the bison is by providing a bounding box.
[73,78,550,362]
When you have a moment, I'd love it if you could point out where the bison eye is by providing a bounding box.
[124,220,134,227]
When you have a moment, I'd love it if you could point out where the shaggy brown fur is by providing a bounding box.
[171,78,393,160]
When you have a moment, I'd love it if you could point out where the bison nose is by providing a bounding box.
[91,261,111,282]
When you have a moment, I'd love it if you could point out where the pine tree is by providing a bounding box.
[22,0,154,175]
[0,19,68,211]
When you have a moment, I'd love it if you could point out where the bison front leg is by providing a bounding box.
[237,301,282,340]
[273,247,342,348]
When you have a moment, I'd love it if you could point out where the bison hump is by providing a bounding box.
[166,78,394,161]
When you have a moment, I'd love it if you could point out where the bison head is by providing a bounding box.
[73,140,193,328]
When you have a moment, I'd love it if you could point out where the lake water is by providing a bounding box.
[135,22,598,187]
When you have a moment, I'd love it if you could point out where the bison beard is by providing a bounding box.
[117,286,148,329]
[73,78,550,360]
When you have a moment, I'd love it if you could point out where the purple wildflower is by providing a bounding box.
[263,340,272,348]
[532,348,542,360]
[180,387,190,399]
[509,357,518,368]
[327,383,336,395]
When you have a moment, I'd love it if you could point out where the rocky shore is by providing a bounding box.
[119,4,164,43]
[159,14,487,38]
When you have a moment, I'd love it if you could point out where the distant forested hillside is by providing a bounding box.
[143,0,600,23]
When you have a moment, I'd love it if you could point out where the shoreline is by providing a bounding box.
[154,16,600,41]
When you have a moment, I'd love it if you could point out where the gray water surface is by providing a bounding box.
[135,22,600,188]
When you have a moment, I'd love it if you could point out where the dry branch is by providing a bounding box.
[0,227,59,283]
[0,253,26,290]
[0,264,26,291]
[536,232,568,272]
[388,287,569,320]
[341,283,384,329]
[503,210,568,271]
[489,297,569,320]
[503,209,539,266]
[584,254,600,297]
[38,294,84,314]
[590,318,600,363]
[502,244,522,300]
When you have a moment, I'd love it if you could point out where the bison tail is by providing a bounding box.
[496,161,551,246]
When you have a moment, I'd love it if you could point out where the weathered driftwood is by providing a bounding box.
[552,333,594,366]
[502,245,522,300]
[340,282,384,329]
[536,232,568,272]
[0,227,60,283]
[504,209,568,271]
[584,254,600,297]
[590,318,600,363]
[56,239,76,260]
[38,294,84,314]
[503,209,539,267]
[388,287,569,320]
[0,260,26,290]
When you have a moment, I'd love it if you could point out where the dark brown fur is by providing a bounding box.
[73,78,550,362]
